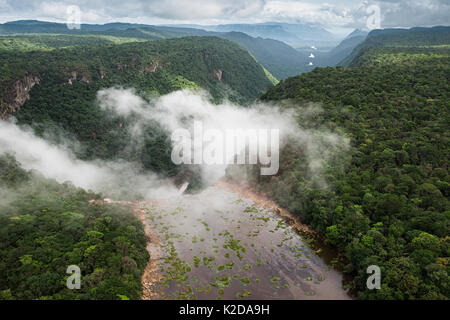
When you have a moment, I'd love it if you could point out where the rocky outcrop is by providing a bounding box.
[0,74,40,120]
[139,62,159,74]
[214,69,223,81]
[67,71,90,85]
[80,74,90,83]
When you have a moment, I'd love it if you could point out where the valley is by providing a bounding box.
[0,20,448,301]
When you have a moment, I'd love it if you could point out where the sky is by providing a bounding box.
[0,0,449,34]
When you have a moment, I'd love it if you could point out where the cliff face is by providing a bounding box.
[0,75,40,120]
[67,71,90,85]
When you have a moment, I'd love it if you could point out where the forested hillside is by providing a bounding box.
[258,36,450,299]
[340,26,450,67]
[314,33,367,67]
[0,154,149,300]
[0,20,181,39]
[1,19,448,301]
[0,34,146,51]
[0,36,273,102]
[0,36,273,179]
[219,32,308,79]
[0,20,315,80]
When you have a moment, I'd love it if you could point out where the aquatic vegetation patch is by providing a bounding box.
[244,206,259,213]
[236,289,252,298]
[211,276,232,288]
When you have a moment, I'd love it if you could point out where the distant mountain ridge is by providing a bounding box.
[195,22,340,47]
[314,33,368,67]
[340,26,450,66]
[294,28,368,70]
[345,29,368,39]
[218,32,309,79]
[0,20,378,79]
[0,20,313,79]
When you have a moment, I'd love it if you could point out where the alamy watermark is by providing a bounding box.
[366,265,381,289]
[365,3,381,31]
[66,5,81,30]
[171,121,280,175]
[66,265,81,289]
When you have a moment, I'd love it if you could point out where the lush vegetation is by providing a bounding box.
[0,20,317,80]
[1,23,448,300]
[258,40,450,299]
[0,36,273,101]
[364,26,450,47]
[219,32,309,79]
[0,154,149,300]
[0,34,145,51]
[0,36,273,181]
[339,26,450,67]
[0,20,179,40]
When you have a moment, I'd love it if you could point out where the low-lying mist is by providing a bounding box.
[98,88,349,186]
[0,120,179,199]
[0,88,349,200]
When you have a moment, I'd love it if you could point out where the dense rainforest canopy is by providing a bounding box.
[0,154,149,300]
[258,38,450,299]
[0,34,280,300]
[0,26,448,300]
[0,36,274,181]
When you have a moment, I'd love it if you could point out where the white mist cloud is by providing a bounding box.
[0,119,179,199]
[97,88,349,185]
[0,88,349,200]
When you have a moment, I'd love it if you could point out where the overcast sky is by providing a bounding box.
[0,0,449,34]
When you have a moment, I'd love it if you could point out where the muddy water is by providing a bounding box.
[143,185,350,300]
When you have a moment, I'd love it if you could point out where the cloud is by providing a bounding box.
[0,119,180,199]
[379,0,450,27]
[0,0,266,24]
[262,0,450,29]
[97,88,349,185]
[0,0,448,29]
[146,0,266,20]
[0,88,349,199]
[262,1,355,26]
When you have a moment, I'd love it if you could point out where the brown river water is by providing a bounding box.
[139,182,351,300]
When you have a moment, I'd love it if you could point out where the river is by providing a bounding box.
[140,181,350,300]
